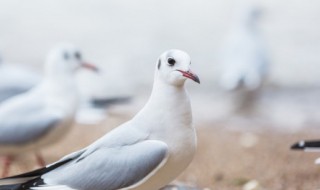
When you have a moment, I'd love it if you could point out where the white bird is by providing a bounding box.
[0,51,124,126]
[76,60,132,125]
[291,140,320,165]
[0,56,41,103]
[0,49,200,190]
[0,43,97,178]
[75,96,131,125]
[219,3,268,113]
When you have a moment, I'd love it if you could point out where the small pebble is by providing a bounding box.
[315,157,320,165]
[240,132,259,148]
[243,180,262,190]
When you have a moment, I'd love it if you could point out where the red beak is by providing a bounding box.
[177,69,200,84]
[81,62,99,72]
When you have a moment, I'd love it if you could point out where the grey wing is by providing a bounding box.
[0,87,30,103]
[43,140,168,190]
[0,66,40,102]
[0,99,63,145]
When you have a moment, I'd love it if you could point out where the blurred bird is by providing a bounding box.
[291,140,320,151]
[0,49,199,190]
[219,3,268,113]
[75,59,133,125]
[75,96,131,125]
[0,51,128,126]
[0,43,98,177]
[291,140,320,164]
[0,55,41,103]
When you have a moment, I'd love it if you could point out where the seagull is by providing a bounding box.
[291,140,320,164]
[75,96,132,125]
[75,59,133,125]
[219,3,268,113]
[291,140,320,152]
[0,43,97,178]
[0,51,124,125]
[0,49,200,190]
[0,56,41,103]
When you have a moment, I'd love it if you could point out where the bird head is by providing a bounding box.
[156,49,200,86]
[45,43,98,77]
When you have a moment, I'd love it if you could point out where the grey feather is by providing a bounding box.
[43,140,168,190]
[0,98,63,144]
[0,88,31,103]
[0,64,40,103]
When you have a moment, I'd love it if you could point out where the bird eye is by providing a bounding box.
[75,52,81,60]
[64,52,69,60]
[167,57,176,66]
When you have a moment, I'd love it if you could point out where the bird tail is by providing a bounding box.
[0,176,46,190]
[0,158,72,190]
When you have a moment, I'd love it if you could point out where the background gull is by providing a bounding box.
[0,43,97,178]
[219,1,269,114]
[291,140,320,152]
[0,49,199,190]
[75,87,131,125]
[74,55,133,125]
[0,54,41,103]
[291,139,320,164]
[0,50,128,126]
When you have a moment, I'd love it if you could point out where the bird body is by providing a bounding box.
[0,49,199,190]
[0,43,98,177]
[126,78,196,190]
[219,4,268,114]
[0,68,77,156]
[0,64,40,103]
[220,5,268,91]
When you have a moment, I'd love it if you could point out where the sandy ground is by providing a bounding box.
[1,109,319,190]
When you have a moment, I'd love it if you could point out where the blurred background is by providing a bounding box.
[0,0,319,189]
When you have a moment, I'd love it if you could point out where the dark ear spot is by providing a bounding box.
[157,59,161,70]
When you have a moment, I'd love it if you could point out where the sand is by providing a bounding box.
[1,110,319,190]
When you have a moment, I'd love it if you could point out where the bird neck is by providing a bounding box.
[150,78,187,104]
[44,74,77,92]
[135,77,193,132]
[41,75,79,114]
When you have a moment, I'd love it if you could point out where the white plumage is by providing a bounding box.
[0,59,41,103]
[0,49,200,190]
[0,43,97,177]
[219,3,268,113]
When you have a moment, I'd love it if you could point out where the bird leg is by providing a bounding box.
[35,152,46,167]
[2,155,14,178]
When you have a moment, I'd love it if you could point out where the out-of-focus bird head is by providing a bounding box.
[156,49,200,86]
[243,4,263,28]
[45,43,98,78]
